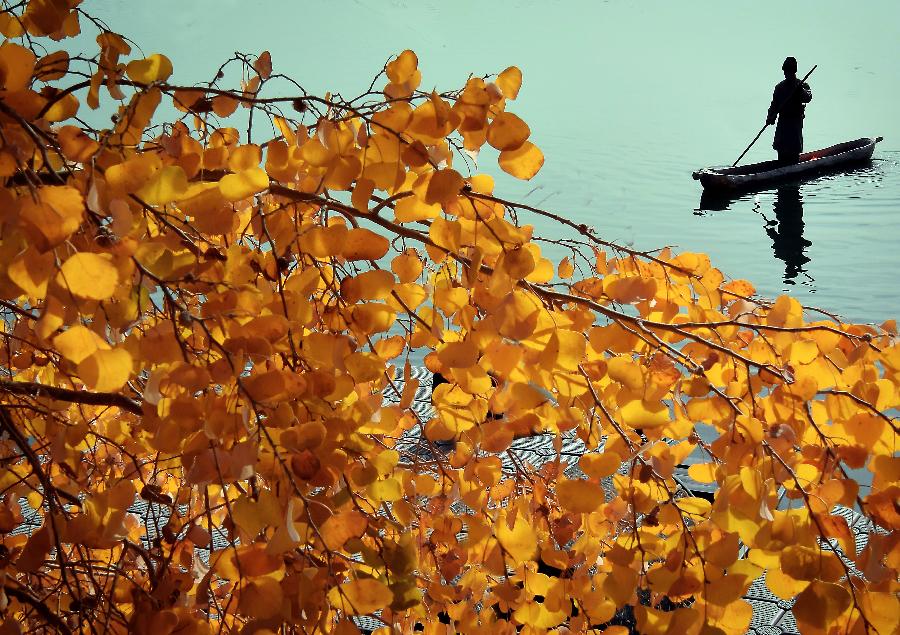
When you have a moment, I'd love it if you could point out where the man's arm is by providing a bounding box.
[766,86,780,125]
[800,81,812,104]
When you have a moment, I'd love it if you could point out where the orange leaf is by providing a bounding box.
[498,141,544,180]
[557,478,603,513]
[19,185,84,251]
[487,112,530,151]
[495,513,538,565]
[126,53,173,84]
[792,582,851,633]
[496,66,523,99]
[580,452,621,480]
[342,227,389,261]
[327,578,392,615]
[57,252,119,300]
[78,348,132,392]
[219,167,269,201]
[321,510,367,551]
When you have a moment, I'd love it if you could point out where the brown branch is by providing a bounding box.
[3,583,74,635]
[0,380,143,415]
[820,389,900,434]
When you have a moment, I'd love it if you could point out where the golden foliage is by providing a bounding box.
[0,2,897,634]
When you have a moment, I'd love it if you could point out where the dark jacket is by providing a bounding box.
[767,77,812,155]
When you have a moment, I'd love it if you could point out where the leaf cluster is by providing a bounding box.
[0,2,897,634]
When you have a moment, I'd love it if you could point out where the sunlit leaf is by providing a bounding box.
[57,252,119,300]
[219,167,269,201]
[19,185,84,251]
[496,65,523,99]
[126,53,173,83]
[327,578,393,615]
[78,348,132,392]
[557,478,603,513]
[498,141,544,179]
[487,112,530,151]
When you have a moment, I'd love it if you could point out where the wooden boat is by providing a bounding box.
[693,136,882,191]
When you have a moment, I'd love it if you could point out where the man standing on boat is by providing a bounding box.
[766,57,812,164]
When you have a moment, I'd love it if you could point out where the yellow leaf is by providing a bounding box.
[437,340,478,369]
[394,194,441,222]
[298,225,347,258]
[687,463,717,484]
[327,578,392,615]
[607,356,643,390]
[496,65,523,99]
[341,270,395,303]
[677,496,711,518]
[320,510,367,551]
[618,399,670,429]
[487,112,530,151]
[722,279,756,297]
[253,51,272,80]
[424,169,464,206]
[0,42,36,91]
[78,348,132,392]
[43,92,79,122]
[227,144,262,172]
[789,340,818,366]
[499,246,535,279]
[342,228,389,261]
[498,141,544,180]
[105,154,160,194]
[349,303,396,334]
[351,178,375,212]
[391,251,423,282]
[368,477,402,503]
[557,478,603,513]
[57,253,119,300]
[495,513,538,565]
[239,577,283,620]
[765,568,809,600]
[19,185,84,251]
[219,167,269,201]
[212,94,238,117]
[386,50,418,85]
[858,592,900,635]
[7,248,54,298]
[137,165,188,205]
[34,50,69,81]
[558,256,574,279]
[580,452,622,479]
[54,326,110,364]
[125,53,173,83]
[792,582,851,633]
[58,126,99,163]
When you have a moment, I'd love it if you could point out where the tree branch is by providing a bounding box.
[0,380,143,415]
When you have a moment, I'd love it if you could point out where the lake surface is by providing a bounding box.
[92,0,900,323]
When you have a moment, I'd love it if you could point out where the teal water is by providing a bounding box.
[91,0,900,323]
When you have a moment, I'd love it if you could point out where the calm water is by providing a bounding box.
[92,0,900,323]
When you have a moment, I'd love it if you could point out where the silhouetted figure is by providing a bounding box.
[766,57,812,165]
[765,184,811,283]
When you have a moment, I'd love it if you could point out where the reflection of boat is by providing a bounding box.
[692,136,882,191]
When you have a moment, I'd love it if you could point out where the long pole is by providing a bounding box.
[731,65,817,167]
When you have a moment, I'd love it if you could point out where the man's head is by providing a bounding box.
[782,56,798,76]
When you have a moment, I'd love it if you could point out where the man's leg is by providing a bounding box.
[777,149,800,165]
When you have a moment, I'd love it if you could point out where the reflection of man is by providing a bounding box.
[766,57,812,165]
[766,185,811,283]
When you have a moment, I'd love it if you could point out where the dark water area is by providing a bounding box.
[93,0,900,323]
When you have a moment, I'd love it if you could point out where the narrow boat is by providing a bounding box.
[693,136,882,191]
